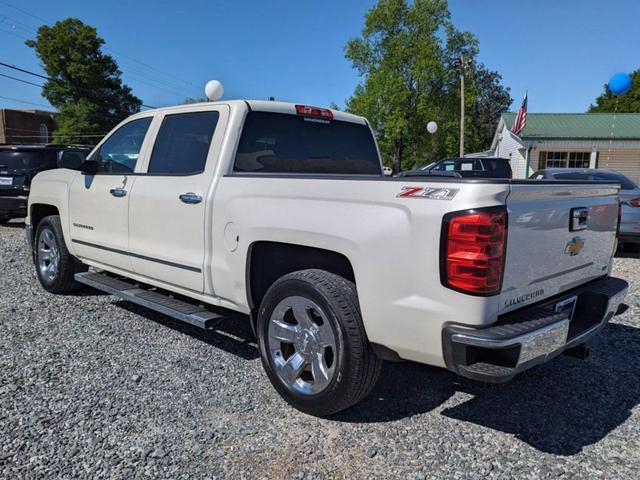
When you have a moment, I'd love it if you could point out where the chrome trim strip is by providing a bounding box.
[71,239,202,273]
[529,262,594,285]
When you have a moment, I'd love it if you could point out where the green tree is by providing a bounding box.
[345,0,511,171]
[26,18,142,144]
[589,70,640,113]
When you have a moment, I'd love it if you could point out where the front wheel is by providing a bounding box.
[257,269,381,417]
[34,215,86,293]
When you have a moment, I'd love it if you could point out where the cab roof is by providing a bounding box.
[133,99,368,125]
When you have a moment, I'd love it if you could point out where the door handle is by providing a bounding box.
[179,193,202,204]
[110,188,127,197]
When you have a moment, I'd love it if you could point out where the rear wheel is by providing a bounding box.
[34,215,86,293]
[257,269,381,417]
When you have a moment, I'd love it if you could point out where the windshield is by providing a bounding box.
[233,112,381,175]
[553,172,638,190]
[0,150,57,171]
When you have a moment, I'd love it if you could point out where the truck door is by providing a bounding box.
[68,117,154,272]
[128,106,228,293]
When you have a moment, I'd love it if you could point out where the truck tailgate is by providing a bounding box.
[499,182,619,314]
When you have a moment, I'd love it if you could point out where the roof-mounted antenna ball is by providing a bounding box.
[205,80,224,101]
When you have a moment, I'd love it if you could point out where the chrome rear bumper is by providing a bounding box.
[442,276,628,383]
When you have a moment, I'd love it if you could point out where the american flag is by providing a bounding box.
[511,91,528,136]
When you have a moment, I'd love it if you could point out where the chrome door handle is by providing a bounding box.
[179,193,202,204]
[110,188,127,197]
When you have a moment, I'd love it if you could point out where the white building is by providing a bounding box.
[490,113,640,182]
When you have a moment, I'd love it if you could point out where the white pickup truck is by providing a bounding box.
[26,100,628,416]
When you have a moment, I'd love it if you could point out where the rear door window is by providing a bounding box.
[148,111,219,175]
[233,112,381,175]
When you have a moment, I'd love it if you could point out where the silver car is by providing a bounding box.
[531,168,640,252]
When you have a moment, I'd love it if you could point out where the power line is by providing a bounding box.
[0,60,157,109]
[0,95,51,108]
[0,72,43,88]
[0,26,28,40]
[5,126,108,135]
[0,0,49,24]
[0,1,200,97]
[8,133,106,138]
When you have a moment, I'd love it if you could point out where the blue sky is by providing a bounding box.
[0,0,638,113]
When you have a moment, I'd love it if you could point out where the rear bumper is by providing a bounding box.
[442,276,628,383]
[0,195,28,217]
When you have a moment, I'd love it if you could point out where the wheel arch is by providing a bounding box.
[246,241,357,330]
[29,203,60,244]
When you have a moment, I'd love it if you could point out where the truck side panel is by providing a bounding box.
[211,176,510,366]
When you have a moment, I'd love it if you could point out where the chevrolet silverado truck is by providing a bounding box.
[25,100,628,416]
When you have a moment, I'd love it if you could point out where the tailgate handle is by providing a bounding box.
[570,207,589,231]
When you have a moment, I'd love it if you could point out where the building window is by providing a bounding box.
[540,151,590,169]
[39,123,49,143]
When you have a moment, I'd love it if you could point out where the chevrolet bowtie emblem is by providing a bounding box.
[565,237,585,256]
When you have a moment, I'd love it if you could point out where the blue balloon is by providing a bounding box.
[608,72,632,96]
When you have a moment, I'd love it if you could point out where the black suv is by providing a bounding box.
[0,144,90,223]
[396,157,513,179]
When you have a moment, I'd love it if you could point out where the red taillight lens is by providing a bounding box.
[507,170,513,179]
[295,104,334,120]
[441,207,507,296]
[629,198,640,208]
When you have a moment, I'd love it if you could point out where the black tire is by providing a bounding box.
[257,269,382,417]
[33,215,86,293]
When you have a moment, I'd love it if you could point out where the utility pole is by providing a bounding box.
[453,55,469,157]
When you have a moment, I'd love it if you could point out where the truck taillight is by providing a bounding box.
[295,104,333,120]
[440,207,507,296]
[629,198,640,208]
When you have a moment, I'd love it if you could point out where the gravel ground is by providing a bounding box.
[1,220,640,479]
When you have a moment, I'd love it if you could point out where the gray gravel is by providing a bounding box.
[2,219,640,479]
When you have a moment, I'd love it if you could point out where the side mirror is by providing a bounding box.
[58,150,87,170]
[79,160,101,175]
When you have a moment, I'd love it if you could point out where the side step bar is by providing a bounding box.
[75,271,222,330]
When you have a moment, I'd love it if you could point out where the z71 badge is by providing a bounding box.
[397,186,459,200]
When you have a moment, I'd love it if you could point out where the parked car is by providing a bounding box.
[25,101,627,416]
[531,168,640,252]
[0,144,91,224]
[397,157,512,179]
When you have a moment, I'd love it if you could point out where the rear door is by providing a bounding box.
[500,182,619,314]
[68,117,154,271]
[128,106,228,293]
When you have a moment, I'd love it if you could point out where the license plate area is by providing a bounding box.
[0,177,12,186]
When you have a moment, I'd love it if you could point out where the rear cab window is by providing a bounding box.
[233,111,381,175]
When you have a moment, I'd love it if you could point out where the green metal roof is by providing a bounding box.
[502,112,640,140]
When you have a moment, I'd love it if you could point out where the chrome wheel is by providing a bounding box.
[267,296,337,395]
[37,228,60,282]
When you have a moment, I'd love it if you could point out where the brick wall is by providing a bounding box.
[0,109,56,144]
